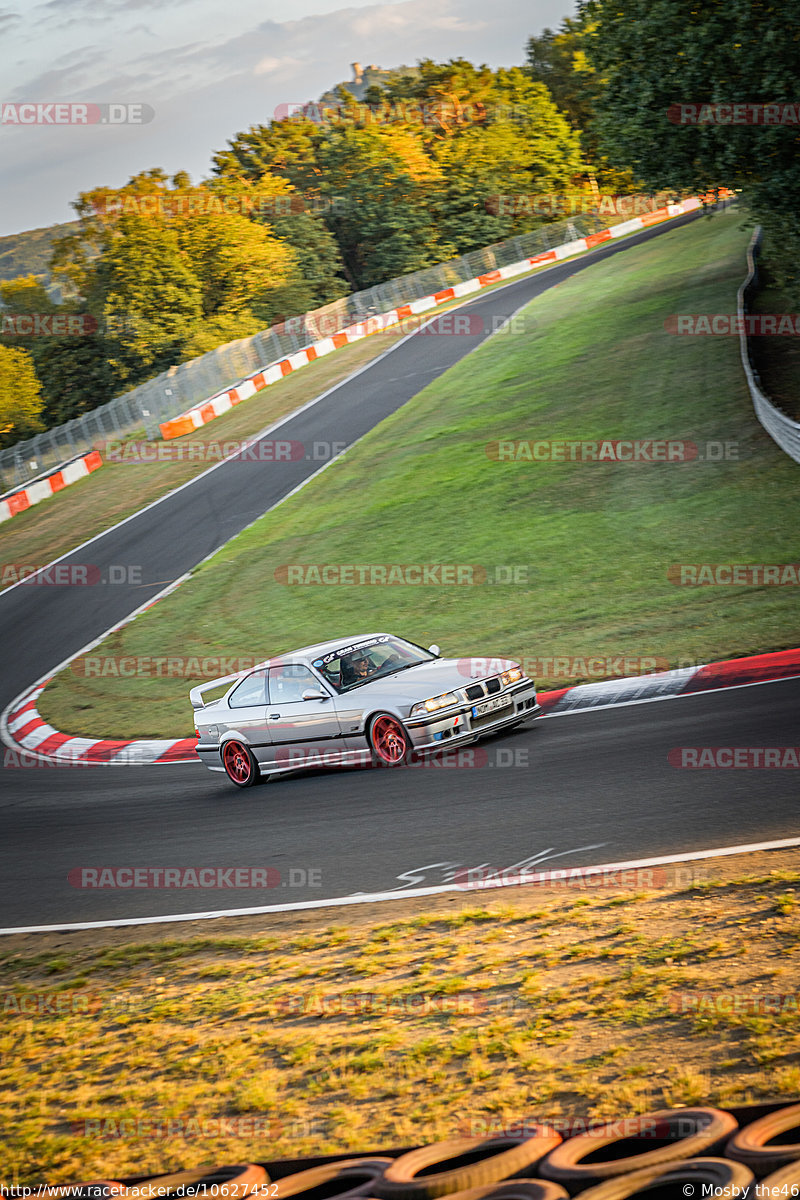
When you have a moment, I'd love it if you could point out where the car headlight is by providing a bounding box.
[410,691,459,718]
[500,667,523,686]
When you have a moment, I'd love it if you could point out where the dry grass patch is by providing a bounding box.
[2,850,800,1184]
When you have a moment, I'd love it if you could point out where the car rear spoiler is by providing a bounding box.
[189,660,269,709]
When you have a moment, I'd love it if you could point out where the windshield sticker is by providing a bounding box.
[320,635,390,665]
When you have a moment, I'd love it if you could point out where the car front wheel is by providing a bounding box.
[368,713,412,767]
[222,739,259,788]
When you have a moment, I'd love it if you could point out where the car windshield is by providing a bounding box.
[313,636,434,694]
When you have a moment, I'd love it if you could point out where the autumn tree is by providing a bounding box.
[314,124,455,287]
[0,276,112,425]
[51,171,299,386]
[0,345,45,448]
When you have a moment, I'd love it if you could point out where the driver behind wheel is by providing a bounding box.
[343,649,379,685]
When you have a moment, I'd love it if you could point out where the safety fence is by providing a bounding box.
[0,209,629,494]
[738,227,800,463]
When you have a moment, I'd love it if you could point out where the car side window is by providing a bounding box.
[268,665,321,705]
[228,668,268,708]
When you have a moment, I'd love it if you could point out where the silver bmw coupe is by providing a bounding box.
[190,633,541,787]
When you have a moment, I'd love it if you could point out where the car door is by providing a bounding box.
[262,663,345,769]
[218,668,272,765]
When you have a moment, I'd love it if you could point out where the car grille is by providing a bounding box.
[463,676,504,701]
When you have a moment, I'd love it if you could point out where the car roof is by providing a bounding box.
[292,633,394,661]
[190,634,412,708]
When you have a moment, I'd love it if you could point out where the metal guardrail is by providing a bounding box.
[0,212,606,492]
[738,226,800,464]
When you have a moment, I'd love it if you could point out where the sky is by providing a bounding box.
[0,0,573,238]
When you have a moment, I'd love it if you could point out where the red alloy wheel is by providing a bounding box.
[369,715,410,766]
[222,740,257,787]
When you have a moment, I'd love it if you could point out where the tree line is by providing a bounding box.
[3,8,794,448]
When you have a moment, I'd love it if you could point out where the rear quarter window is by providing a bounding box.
[228,669,268,708]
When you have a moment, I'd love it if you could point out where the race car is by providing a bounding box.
[190,632,540,787]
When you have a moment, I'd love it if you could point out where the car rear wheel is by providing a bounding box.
[222,739,259,788]
[368,714,412,767]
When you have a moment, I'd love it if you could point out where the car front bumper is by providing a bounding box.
[405,682,541,754]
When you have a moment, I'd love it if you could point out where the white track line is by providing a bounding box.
[2,836,799,935]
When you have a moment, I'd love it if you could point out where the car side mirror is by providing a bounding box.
[427,644,441,657]
[302,689,329,701]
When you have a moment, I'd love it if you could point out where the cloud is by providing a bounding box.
[254,55,305,78]
[349,1,488,39]
[1,0,576,235]
[37,0,196,15]
[8,49,108,100]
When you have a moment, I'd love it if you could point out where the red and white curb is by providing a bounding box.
[4,646,799,769]
[160,197,707,441]
[1,572,198,768]
[4,678,195,766]
[538,646,800,715]
[0,449,103,524]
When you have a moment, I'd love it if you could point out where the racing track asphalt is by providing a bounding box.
[3,205,798,930]
[2,678,799,928]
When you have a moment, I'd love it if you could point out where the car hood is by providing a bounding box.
[345,657,519,705]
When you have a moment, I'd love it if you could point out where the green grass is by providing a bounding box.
[41,206,800,740]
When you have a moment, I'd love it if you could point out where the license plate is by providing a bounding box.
[472,694,512,719]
